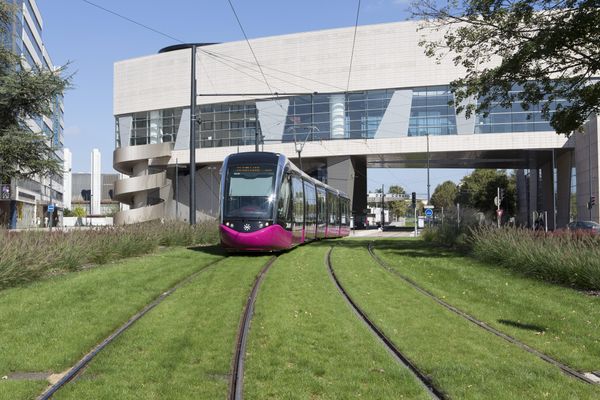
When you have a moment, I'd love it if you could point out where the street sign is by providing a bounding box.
[48,204,55,213]
[494,196,499,206]
[425,208,433,217]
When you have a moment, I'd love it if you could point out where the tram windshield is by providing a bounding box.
[224,164,276,219]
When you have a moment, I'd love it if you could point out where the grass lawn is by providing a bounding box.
[370,238,600,372]
[332,243,599,399]
[0,246,224,399]
[243,243,430,399]
[55,255,271,400]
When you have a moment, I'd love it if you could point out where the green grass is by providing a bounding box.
[0,221,219,290]
[371,238,600,372]
[0,247,223,376]
[332,243,599,399]
[54,255,271,400]
[243,243,431,399]
[0,381,48,400]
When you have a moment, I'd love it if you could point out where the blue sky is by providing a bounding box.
[37,0,469,195]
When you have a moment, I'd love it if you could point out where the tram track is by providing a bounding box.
[36,257,227,400]
[367,242,598,385]
[325,247,446,400]
[229,255,278,400]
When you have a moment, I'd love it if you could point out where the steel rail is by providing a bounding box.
[229,256,278,400]
[325,247,446,400]
[367,242,598,385]
[37,257,226,400]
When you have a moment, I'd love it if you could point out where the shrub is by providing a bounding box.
[469,226,600,290]
[0,220,219,290]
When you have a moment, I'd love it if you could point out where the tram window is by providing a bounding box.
[292,176,304,223]
[277,175,291,222]
[224,164,275,219]
[317,189,326,224]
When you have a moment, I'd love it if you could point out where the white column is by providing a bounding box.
[330,94,346,139]
[91,148,101,215]
[63,148,72,210]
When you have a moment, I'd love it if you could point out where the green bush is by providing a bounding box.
[0,221,219,290]
[469,226,600,290]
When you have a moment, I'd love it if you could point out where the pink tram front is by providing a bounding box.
[219,152,351,251]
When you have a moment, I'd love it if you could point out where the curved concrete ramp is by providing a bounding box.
[113,143,173,224]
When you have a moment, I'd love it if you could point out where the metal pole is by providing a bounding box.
[544,210,548,232]
[552,149,557,229]
[414,202,417,237]
[48,132,54,231]
[589,131,593,220]
[381,184,384,228]
[426,132,430,203]
[497,187,500,228]
[175,158,179,220]
[457,203,460,229]
[189,44,197,225]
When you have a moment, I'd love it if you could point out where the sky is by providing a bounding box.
[37,0,470,196]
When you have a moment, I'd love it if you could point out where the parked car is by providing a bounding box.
[566,220,600,233]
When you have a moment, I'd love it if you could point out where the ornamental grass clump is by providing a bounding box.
[470,226,600,290]
[0,220,219,290]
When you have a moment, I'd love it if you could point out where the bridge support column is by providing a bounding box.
[575,114,600,222]
[326,156,367,223]
[556,151,573,228]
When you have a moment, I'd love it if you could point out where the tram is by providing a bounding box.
[219,152,351,251]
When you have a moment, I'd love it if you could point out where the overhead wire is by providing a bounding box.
[346,0,361,92]
[225,0,274,96]
[80,0,185,44]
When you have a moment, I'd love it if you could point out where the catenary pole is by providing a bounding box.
[189,45,197,225]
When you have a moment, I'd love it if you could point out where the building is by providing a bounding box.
[112,20,599,228]
[70,172,119,217]
[0,0,65,228]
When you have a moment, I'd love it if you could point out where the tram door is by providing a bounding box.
[291,175,305,243]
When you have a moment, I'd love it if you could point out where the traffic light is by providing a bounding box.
[589,196,596,210]
[411,192,416,207]
[499,188,505,201]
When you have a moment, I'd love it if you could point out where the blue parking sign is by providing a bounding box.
[48,204,55,212]
[425,208,433,217]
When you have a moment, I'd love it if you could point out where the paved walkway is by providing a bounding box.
[350,229,417,238]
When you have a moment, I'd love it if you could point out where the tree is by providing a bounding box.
[457,169,516,215]
[430,180,458,210]
[0,3,70,183]
[387,185,409,219]
[412,1,600,135]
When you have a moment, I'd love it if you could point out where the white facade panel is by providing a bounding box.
[114,21,471,116]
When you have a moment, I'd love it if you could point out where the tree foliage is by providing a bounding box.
[387,185,409,218]
[430,180,458,209]
[0,2,70,183]
[412,0,600,135]
[457,169,516,215]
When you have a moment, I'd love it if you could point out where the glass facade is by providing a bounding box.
[408,86,457,136]
[198,102,257,147]
[121,107,183,146]
[115,84,567,149]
